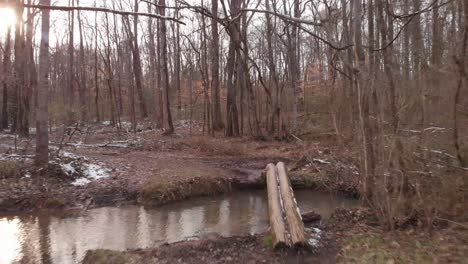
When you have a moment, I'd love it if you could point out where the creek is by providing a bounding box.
[0,190,359,264]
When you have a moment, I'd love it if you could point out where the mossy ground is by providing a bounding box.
[83,249,128,264]
[140,168,232,206]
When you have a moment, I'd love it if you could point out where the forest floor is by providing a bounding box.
[0,121,467,263]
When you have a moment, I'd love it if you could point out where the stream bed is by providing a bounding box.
[0,190,359,264]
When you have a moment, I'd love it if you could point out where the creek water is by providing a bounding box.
[0,190,359,264]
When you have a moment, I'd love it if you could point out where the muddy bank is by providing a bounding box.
[0,162,232,212]
[82,231,339,264]
[83,236,301,264]
[1,189,360,263]
[0,154,359,213]
[81,208,359,264]
[0,157,358,213]
[78,205,468,264]
[0,126,361,213]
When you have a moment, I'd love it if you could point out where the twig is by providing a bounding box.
[55,124,80,157]
[435,217,468,229]
[290,134,304,144]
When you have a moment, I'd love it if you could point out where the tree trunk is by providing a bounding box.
[173,4,182,117]
[77,0,87,124]
[265,0,279,136]
[132,0,148,118]
[158,0,174,134]
[431,0,443,67]
[453,0,468,168]
[353,0,375,200]
[1,27,12,130]
[21,3,36,137]
[211,0,224,131]
[225,40,239,136]
[155,18,164,128]
[94,8,100,122]
[36,0,51,166]
[66,0,75,125]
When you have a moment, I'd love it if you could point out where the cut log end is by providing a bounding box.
[301,211,322,223]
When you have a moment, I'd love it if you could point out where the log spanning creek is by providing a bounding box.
[0,190,359,264]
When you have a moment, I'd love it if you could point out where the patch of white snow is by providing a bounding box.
[61,163,76,176]
[72,178,91,186]
[83,163,111,179]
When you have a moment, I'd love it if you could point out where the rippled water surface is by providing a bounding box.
[0,190,359,264]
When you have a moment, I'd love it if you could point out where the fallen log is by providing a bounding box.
[265,163,289,249]
[277,162,308,248]
[301,211,322,223]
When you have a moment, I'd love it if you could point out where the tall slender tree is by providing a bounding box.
[36,0,51,166]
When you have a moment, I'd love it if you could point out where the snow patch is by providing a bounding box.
[61,151,81,159]
[0,154,34,161]
[53,150,111,186]
[307,227,322,248]
[0,134,15,139]
[72,178,91,186]
[83,163,111,179]
[61,163,76,176]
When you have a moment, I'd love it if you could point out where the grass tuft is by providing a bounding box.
[0,160,21,179]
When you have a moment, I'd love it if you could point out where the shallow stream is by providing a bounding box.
[0,190,359,264]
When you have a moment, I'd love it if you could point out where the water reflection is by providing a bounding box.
[0,190,358,264]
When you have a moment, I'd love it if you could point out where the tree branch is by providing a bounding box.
[239,8,322,26]
[22,3,185,24]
